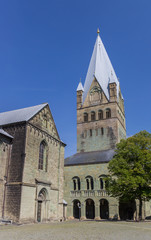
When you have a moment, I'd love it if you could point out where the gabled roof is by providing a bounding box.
[0,103,47,126]
[83,31,119,103]
[64,149,115,166]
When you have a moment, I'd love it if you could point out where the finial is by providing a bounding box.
[80,77,81,83]
[97,28,100,35]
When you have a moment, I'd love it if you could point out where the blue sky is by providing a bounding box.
[0,0,151,157]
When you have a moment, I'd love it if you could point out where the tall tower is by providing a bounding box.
[77,30,126,153]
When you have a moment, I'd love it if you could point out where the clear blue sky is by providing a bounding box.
[0,0,151,157]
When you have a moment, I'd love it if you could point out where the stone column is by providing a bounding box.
[80,201,86,220]
[95,202,100,220]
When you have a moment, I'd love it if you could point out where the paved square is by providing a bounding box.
[0,220,151,240]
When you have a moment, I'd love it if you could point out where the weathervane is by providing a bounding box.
[97,28,100,35]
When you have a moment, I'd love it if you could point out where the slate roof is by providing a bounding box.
[64,149,115,166]
[0,103,47,126]
[0,129,13,139]
[82,32,119,103]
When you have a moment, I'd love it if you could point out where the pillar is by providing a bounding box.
[80,201,86,220]
[95,202,100,220]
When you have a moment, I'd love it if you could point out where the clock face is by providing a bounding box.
[89,86,102,103]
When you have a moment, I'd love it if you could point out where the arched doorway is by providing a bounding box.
[100,199,109,219]
[73,200,81,219]
[37,188,48,222]
[119,199,136,220]
[86,199,95,219]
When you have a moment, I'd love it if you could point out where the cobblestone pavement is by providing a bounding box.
[0,220,151,240]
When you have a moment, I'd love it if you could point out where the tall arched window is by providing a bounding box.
[106,108,111,119]
[91,111,95,121]
[98,110,103,120]
[38,141,48,171]
[86,176,94,190]
[72,177,80,190]
[84,113,88,122]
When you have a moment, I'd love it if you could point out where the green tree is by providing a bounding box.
[106,131,151,220]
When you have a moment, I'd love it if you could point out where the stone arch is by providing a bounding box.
[83,112,88,122]
[86,198,95,219]
[73,199,81,219]
[91,111,95,121]
[100,199,109,219]
[98,175,107,190]
[37,188,48,222]
[85,176,94,190]
[72,176,81,190]
[106,108,111,119]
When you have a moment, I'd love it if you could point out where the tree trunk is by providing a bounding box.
[139,197,142,221]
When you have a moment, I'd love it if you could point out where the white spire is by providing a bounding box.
[83,30,119,103]
[77,80,84,91]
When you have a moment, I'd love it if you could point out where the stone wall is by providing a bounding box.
[64,162,118,219]
[77,78,126,153]
[1,104,65,223]
[0,134,12,218]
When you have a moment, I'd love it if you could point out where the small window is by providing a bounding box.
[90,129,92,137]
[98,110,103,120]
[91,111,95,121]
[100,178,104,189]
[86,179,89,190]
[86,176,94,190]
[72,177,81,191]
[101,127,104,135]
[84,113,88,122]
[73,180,76,190]
[99,175,107,190]
[106,108,111,119]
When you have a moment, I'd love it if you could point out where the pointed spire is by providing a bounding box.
[77,79,84,92]
[83,31,119,103]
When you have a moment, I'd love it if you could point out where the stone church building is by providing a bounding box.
[64,30,151,220]
[0,103,66,223]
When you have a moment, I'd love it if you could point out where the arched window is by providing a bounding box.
[106,108,111,119]
[38,141,48,171]
[99,175,107,190]
[91,111,95,121]
[98,110,103,120]
[72,177,80,191]
[100,178,104,189]
[86,176,94,190]
[84,113,88,122]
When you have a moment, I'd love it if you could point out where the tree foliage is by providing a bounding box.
[106,131,151,219]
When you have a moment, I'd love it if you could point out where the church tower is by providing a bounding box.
[77,30,126,153]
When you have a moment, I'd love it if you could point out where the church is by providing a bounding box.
[0,103,66,223]
[64,30,151,220]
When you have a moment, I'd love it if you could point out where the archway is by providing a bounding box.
[100,199,109,219]
[73,200,81,219]
[119,199,136,220]
[37,188,48,222]
[86,199,95,219]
